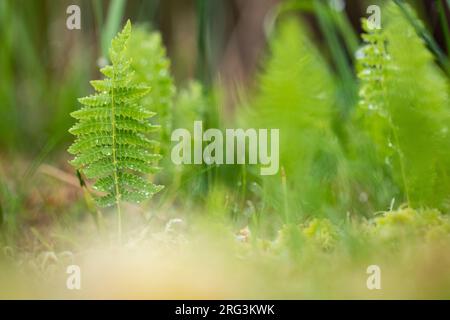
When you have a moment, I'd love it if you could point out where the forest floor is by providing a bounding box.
[1,157,450,299]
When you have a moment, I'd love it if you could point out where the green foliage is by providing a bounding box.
[68,20,163,209]
[271,206,450,259]
[272,218,339,254]
[348,18,399,214]
[246,18,350,220]
[0,0,89,151]
[302,218,339,250]
[126,26,175,155]
[0,168,20,237]
[173,81,206,130]
[0,0,17,148]
[170,81,221,201]
[371,207,450,243]
[356,19,391,154]
[101,0,127,59]
[3,3,450,298]
[357,4,450,209]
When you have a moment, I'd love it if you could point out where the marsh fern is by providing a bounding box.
[247,18,349,219]
[68,20,163,212]
[357,4,450,209]
[126,27,175,156]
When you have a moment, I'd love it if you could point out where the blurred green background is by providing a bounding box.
[1,0,437,153]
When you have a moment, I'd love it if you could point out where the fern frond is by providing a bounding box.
[355,18,394,168]
[68,20,163,215]
[246,18,349,219]
[357,4,450,209]
[126,26,175,156]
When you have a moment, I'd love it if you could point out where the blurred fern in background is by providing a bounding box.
[127,26,176,156]
[245,18,350,223]
[357,3,450,210]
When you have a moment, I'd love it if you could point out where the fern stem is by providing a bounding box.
[111,66,122,244]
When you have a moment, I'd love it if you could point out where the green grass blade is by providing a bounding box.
[101,0,126,59]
